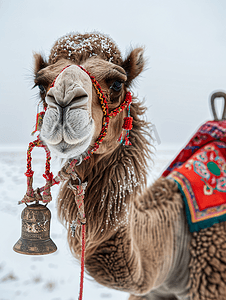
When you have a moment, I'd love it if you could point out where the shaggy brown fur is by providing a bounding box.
[49,33,123,66]
[189,224,226,299]
[33,32,226,300]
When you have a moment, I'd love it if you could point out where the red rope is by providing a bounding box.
[21,136,59,204]
[25,136,51,178]
[79,224,86,300]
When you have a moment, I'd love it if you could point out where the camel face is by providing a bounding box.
[40,65,94,158]
[35,57,128,159]
[33,33,145,159]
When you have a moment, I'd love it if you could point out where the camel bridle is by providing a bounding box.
[25,64,134,202]
[48,64,133,163]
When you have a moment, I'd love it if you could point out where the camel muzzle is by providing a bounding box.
[39,65,94,158]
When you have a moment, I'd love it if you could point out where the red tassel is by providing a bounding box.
[122,117,133,130]
[25,170,34,177]
[124,135,132,146]
[43,172,54,181]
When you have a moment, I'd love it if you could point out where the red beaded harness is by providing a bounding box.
[22,64,133,300]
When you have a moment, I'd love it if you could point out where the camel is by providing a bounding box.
[32,32,226,300]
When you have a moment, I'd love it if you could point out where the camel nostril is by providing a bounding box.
[69,95,89,109]
[55,95,89,109]
[49,105,57,109]
[47,85,89,108]
[45,94,58,109]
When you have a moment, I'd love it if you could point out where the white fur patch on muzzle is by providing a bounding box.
[40,65,94,158]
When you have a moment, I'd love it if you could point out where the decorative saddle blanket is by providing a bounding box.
[162,120,226,232]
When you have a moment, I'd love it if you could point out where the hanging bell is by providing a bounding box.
[13,203,57,255]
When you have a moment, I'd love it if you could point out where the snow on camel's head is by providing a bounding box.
[33,33,145,160]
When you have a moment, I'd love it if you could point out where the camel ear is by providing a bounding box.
[33,53,48,74]
[122,48,145,86]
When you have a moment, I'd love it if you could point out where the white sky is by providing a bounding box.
[1,0,226,147]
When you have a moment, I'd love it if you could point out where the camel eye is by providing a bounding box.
[110,81,122,92]
[38,85,46,94]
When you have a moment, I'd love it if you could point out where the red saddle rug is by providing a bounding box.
[162,120,226,232]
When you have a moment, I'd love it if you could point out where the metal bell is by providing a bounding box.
[13,203,57,255]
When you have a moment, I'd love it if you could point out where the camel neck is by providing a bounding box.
[57,145,147,257]
[124,177,190,294]
[83,177,190,296]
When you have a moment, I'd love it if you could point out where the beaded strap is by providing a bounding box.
[109,91,132,118]
[78,66,109,159]
[78,66,132,160]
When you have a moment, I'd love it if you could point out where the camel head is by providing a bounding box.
[33,33,145,160]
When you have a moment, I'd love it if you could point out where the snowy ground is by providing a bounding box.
[0,144,181,300]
